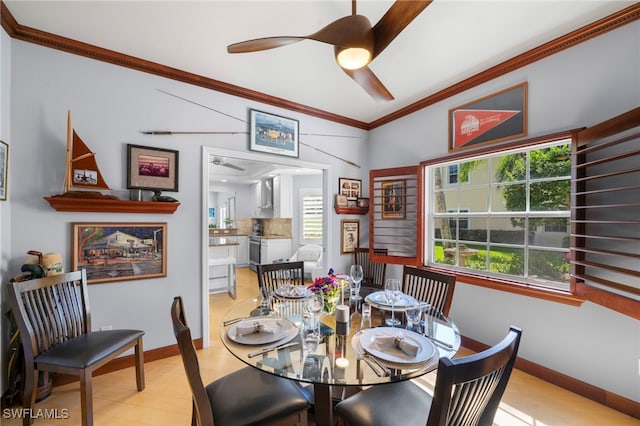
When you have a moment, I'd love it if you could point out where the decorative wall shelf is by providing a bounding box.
[334,205,369,215]
[44,196,180,214]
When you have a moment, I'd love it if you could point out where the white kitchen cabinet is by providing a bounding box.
[260,238,291,264]
[273,175,292,218]
[236,235,249,266]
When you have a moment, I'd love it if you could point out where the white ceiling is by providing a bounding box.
[4,0,634,124]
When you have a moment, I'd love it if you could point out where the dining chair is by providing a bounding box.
[353,247,387,295]
[257,260,305,295]
[335,326,523,426]
[402,266,457,316]
[170,296,310,426]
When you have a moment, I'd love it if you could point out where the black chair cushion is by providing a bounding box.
[35,329,144,369]
[207,366,310,426]
[335,380,431,426]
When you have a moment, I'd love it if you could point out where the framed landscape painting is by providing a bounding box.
[249,109,299,158]
[127,144,179,192]
[72,222,167,284]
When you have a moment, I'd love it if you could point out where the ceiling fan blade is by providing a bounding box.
[342,66,394,103]
[371,0,433,59]
[227,36,305,53]
[222,162,245,171]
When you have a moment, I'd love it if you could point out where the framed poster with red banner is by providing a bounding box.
[448,82,527,151]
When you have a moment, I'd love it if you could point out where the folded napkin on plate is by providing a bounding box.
[284,286,308,297]
[374,334,420,357]
[236,321,278,336]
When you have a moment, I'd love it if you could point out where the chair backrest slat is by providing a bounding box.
[9,270,88,359]
[427,326,522,426]
[257,261,305,296]
[354,247,387,290]
[402,266,456,316]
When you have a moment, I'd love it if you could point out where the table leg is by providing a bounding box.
[313,383,333,426]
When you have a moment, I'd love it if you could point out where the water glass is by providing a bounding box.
[405,302,423,331]
[259,286,272,315]
[360,302,372,329]
[301,317,321,356]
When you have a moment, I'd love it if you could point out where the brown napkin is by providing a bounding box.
[236,321,278,336]
[374,334,420,357]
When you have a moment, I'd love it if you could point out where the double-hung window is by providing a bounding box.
[425,138,572,291]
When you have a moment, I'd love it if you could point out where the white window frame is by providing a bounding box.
[425,139,572,291]
[299,188,323,245]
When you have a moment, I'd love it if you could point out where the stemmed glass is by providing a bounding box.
[384,278,402,327]
[349,265,363,301]
[305,293,323,331]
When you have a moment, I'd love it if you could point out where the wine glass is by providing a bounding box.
[305,293,323,330]
[384,278,402,327]
[349,265,363,301]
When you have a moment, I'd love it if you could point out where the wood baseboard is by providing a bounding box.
[461,336,639,419]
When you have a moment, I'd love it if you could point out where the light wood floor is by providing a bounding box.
[3,267,638,425]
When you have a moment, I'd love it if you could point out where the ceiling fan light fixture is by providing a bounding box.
[336,47,371,70]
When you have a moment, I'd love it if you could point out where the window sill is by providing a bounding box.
[427,267,585,306]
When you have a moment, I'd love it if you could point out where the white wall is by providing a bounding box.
[0,26,13,394]
[369,22,640,402]
[4,37,368,356]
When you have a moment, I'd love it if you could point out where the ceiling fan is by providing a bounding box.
[211,157,245,171]
[227,0,432,103]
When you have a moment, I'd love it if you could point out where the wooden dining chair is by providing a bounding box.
[402,266,457,316]
[353,247,387,295]
[257,261,305,296]
[171,296,310,426]
[335,326,523,426]
[7,270,145,426]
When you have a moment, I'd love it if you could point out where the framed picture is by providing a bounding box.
[340,219,359,255]
[448,82,528,151]
[127,144,179,192]
[335,194,348,207]
[249,109,299,158]
[357,198,369,208]
[72,222,167,284]
[382,180,405,219]
[0,141,7,201]
[338,177,362,201]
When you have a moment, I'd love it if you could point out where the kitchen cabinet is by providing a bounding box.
[273,175,292,218]
[236,235,249,266]
[260,238,291,264]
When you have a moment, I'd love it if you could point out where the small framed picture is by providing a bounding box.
[335,194,348,207]
[249,109,299,158]
[382,180,405,219]
[340,219,359,255]
[338,177,362,201]
[357,198,369,208]
[127,144,179,192]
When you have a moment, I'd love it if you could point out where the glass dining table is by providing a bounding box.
[219,295,461,426]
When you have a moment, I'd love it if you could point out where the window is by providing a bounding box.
[300,189,323,244]
[426,139,571,291]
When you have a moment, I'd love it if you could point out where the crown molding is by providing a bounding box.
[2,1,639,131]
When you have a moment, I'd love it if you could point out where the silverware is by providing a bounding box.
[247,341,298,358]
[223,316,249,326]
[352,331,390,377]
[424,334,454,350]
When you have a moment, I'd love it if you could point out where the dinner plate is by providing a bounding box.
[275,285,311,299]
[359,327,435,364]
[227,317,294,345]
[365,291,418,308]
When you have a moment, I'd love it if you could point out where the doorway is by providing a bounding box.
[201,146,333,347]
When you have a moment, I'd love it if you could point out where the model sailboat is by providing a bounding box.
[57,111,117,199]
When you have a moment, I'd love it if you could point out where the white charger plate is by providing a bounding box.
[227,317,294,345]
[365,291,418,308]
[360,327,435,364]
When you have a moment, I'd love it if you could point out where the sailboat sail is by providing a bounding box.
[63,111,110,194]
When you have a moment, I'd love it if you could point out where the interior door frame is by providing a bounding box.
[201,146,333,347]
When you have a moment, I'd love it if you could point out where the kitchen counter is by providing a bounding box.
[209,237,240,247]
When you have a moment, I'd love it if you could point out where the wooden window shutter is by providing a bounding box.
[572,107,640,319]
[369,165,423,266]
